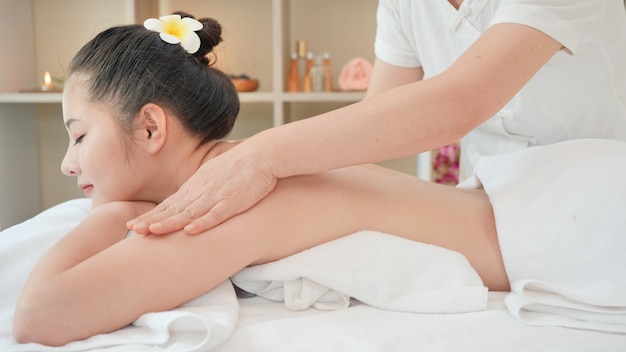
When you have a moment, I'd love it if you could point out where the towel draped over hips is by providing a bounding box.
[458,138,626,285]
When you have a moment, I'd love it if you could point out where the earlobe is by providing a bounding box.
[137,104,167,154]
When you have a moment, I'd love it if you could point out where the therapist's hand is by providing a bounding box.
[127,140,277,235]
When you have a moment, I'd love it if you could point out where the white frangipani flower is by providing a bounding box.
[144,14,203,54]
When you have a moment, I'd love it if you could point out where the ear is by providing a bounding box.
[135,103,168,155]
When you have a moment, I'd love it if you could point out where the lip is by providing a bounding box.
[78,184,94,197]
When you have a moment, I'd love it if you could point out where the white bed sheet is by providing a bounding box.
[211,293,626,352]
[6,293,623,351]
[7,293,623,351]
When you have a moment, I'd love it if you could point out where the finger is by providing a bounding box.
[127,186,202,233]
[129,202,188,234]
[127,198,178,228]
[183,200,241,235]
[147,197,214,235]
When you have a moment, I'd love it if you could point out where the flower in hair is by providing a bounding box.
[144,14,203,54]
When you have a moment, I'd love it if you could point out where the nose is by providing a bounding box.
[60,147,80,176]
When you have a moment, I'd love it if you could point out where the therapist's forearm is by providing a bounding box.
[256,77,473,179]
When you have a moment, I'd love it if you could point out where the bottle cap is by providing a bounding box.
[296,40,307,58]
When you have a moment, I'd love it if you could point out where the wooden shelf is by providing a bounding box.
[279,92,365,102]
[0,93,63,103]
[0,92,365,104]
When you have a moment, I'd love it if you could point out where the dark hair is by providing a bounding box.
[68,12,239,145]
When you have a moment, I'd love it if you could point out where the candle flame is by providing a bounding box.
[44,71,52,86]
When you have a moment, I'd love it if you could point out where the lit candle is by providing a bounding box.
[41,71,53,91]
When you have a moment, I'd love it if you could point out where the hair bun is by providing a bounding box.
[173,11,222,66]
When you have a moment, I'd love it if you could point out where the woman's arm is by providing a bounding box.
[13,201,156,345]
[14,165,504,346]
[128,23,562,235]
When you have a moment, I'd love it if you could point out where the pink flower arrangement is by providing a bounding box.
[432,143,460,186]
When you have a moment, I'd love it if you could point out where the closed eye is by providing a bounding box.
[74,135,85,145]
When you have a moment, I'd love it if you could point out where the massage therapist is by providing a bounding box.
[128,0,626,235]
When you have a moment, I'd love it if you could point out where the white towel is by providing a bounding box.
[231,230,488,314]
[506,279,626,334]
[0,198,238,352]
[459,138,626,333]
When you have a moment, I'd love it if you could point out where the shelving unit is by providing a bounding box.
[0,92,366,105]
[0,93,63,104]
[0,0,424,230]
[155,0,375,126]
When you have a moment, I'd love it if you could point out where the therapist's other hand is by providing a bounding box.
[127,141,277,235]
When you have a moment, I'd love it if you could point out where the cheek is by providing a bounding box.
[80,145,107,176]
[80,138,123,188]
[87,143,137,198]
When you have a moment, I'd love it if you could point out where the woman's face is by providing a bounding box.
[60,77,146,208]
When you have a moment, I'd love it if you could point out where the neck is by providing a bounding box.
[148,139,218,204]
[449,0,463,10]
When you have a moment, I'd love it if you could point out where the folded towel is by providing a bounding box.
[231,230,488,314]
[506,279,626,333]
[0,198,238,352]
[459,138,626,333]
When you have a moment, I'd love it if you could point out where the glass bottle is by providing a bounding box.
[322,52,333,92]
[302,52,314,92]
[296,40,307,89]
[311,55,324,92]
[287,52,300,92]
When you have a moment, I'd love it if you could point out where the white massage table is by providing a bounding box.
[1,194,625,351]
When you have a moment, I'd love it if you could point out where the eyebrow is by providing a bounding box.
[65,118,79,129]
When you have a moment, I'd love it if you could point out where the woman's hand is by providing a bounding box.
[127,140,278,235]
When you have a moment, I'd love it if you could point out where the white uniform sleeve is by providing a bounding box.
[490,0,607,55]
[374,0,422,68]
